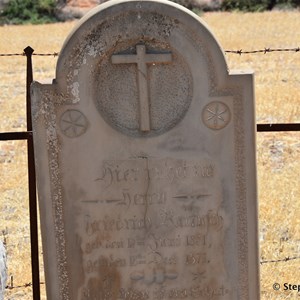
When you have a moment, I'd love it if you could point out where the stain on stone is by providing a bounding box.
[83,258,121,300]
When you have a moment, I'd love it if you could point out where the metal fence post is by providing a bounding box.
[24,46,40,300]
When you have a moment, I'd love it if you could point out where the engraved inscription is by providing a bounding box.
[95,160,215,187]
[85,215,152,235]
[159,210,223,230]
[202,101,231,130]
[82,191,167,208]
[185,252,206,265]
[81,285,229,300]
[59,109,88,137]
[164,285,229,299]
[112,44,172,131]
[84,210,223,234]
[78,158,228,299]
[130,269,178,284]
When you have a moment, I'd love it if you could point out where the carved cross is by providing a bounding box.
[111,45,172,132]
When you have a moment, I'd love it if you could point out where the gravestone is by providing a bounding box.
[31,0,260,299]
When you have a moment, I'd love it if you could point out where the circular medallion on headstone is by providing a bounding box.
[202,101,231,130]
[59,109,88,138]
[93,41,193,138]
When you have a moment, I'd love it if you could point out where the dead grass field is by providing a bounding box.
[0,10,299,300]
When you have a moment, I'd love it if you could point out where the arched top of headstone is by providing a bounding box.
[56,0,229,102]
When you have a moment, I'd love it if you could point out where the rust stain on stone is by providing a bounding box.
[85,257,121,299]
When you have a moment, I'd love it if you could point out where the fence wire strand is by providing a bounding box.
[260,256,300,265]
[5,282,45,291]
[4,256,300,291]
[224,47,300,54]
[0,47,300,57]
[1,46,300,297]
[0,52,59,57]
[0,53,25,57]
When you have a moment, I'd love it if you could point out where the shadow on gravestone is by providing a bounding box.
[31,1,260,299]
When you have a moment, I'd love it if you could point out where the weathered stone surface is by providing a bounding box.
[31,1,259,299]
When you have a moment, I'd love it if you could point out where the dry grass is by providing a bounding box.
[0,11,299,300]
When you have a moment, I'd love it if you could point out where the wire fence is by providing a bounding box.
[3,255,300,291]
[225,47,300,55]
[260,256,300,265]
[0,52,59,57]
[1,46,300,298]
[5,280,45,291]
[0,47,300,57]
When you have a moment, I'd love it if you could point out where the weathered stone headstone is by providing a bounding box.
[31,1,259,299]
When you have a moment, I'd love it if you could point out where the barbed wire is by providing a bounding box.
[0,47,300,57]
[0,52,59,57]
[32,53,59,57]
[224,47,300,55]
[5,281,45,290]
[260,256,300,265]
[0,53,24,57]
[4,256,299,291]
